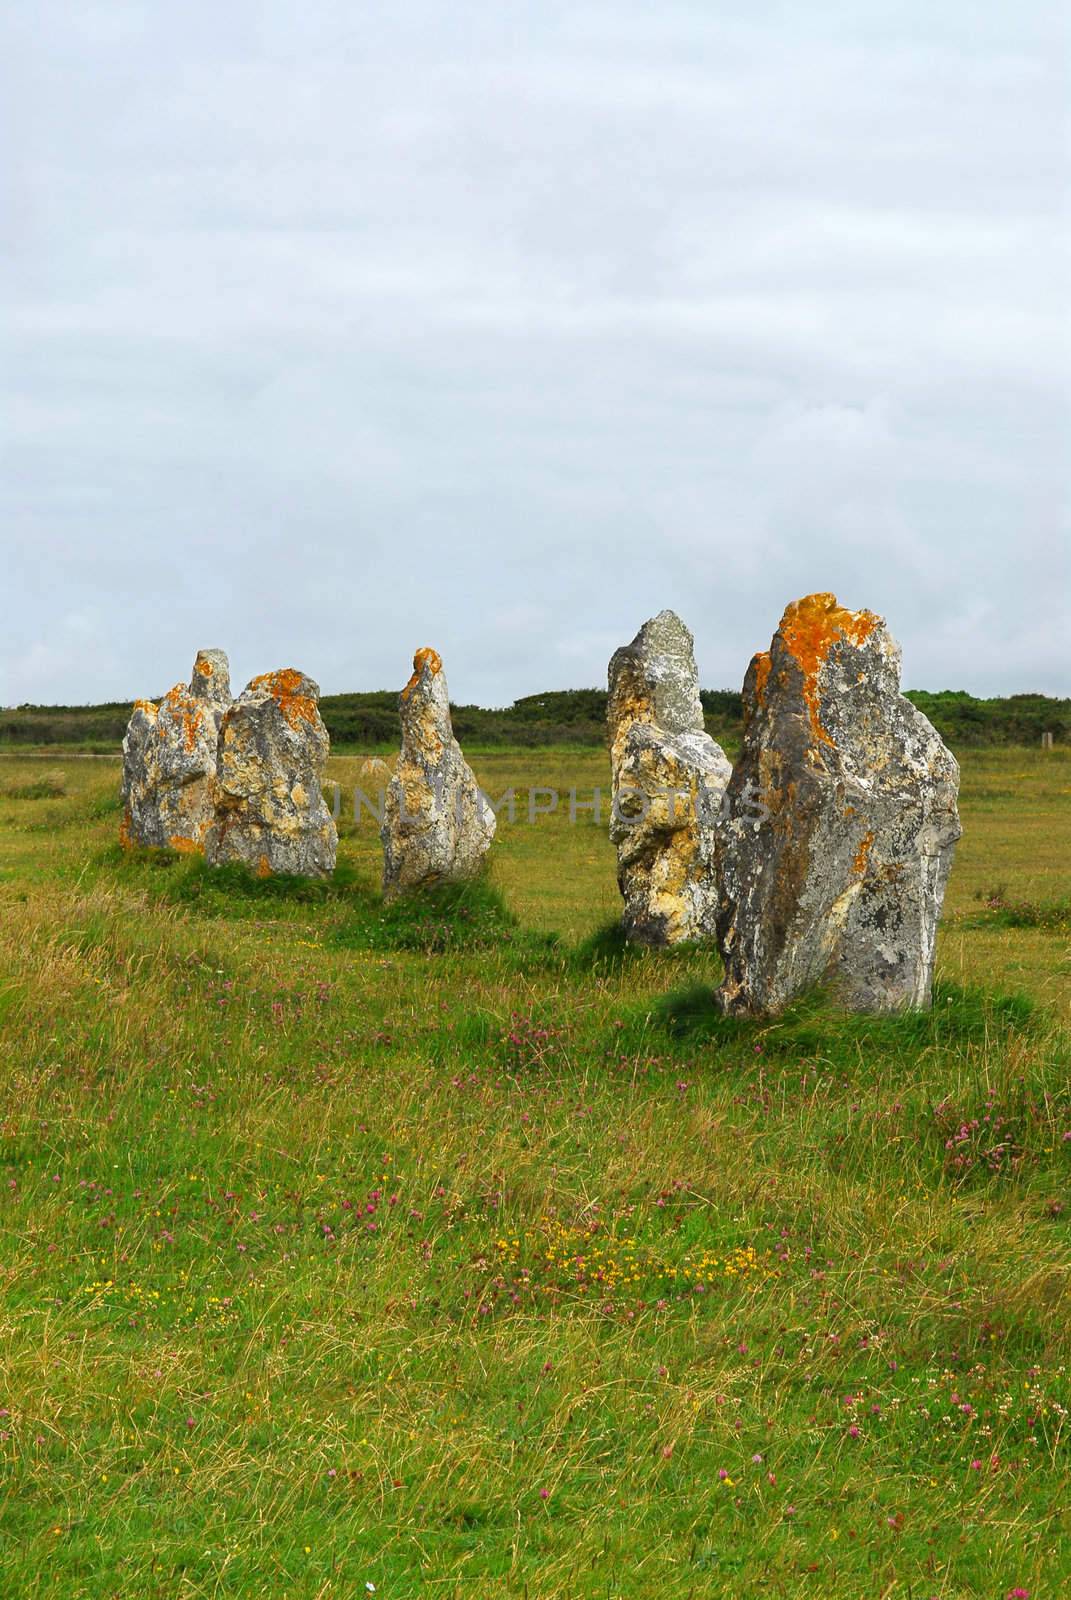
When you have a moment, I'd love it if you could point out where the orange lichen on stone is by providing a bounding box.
[250,669,318,730]
[162,684,205,751]
[194,653,214,677]
[401,647,443,701]
[608,668,657,747]
[256,853,272,878]
[169,834,202,855]
[852,828,875,876]
[119,807,133,849]
[181,704,204,751]
[752,651,772,709]
[778,592,880,745]
[133,697,158,718]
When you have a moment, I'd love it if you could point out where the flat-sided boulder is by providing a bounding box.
[381,648,495,897]
[608,610,731,944]
[205,669,337,878]
[716,592,961,1014]
[120,649,232,852]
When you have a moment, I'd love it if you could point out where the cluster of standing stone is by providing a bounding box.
[122,589,961,1017]
[122,653,338,879]
[121,644,494,895]
[608,593,961,1014]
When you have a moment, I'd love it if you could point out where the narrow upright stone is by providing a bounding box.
[205,669,337,878]
[120,649,232,852]
[608,610,731,944]
[381,648,495,897]
[716,593,961,1014]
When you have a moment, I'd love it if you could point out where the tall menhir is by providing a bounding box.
[607,610,731,945]
[716,593,961,1014]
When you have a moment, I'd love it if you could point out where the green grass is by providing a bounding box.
[0,746,1068,1597]
[964,896,1071,934]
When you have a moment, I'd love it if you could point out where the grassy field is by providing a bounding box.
[0,746,1068,1598]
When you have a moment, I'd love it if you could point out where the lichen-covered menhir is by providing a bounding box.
[204,668,337,878]
[716,592,961,1014]
[120,649,232,853]
[607,610,731,945]
[381,647,495,897]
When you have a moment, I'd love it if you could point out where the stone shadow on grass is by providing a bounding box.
[615,979,1040,1064]
[567,919,718,974]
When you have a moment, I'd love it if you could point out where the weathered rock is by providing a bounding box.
[716,592,961,1014]
[120,649,232,852]
[608,610,731,944]
[205,669,337,878]
[381,648,495,897]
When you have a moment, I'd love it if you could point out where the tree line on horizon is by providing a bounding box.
[0,686,1067,752]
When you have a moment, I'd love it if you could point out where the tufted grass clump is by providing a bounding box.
[110,844,558,960]
[331,875,560,958]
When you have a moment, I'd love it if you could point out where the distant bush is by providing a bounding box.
[2,685,1067,751]
[904,689,1070,748]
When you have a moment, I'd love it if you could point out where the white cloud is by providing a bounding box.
[1,0,1066,704]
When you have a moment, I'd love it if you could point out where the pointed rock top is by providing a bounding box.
[608,609,703,738]
[246,668,322,729]
[402,647,445,702]
[749,592,898,747]
[399,647,451,752]
[191,649,231,702]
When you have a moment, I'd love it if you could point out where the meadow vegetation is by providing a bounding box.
[0,746,1068,1597]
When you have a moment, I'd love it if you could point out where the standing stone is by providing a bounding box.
[716,592,961,1014]
[205,669,337,878]
[608,611,731,945]
[120,649,232,853]
[381,648,495,897]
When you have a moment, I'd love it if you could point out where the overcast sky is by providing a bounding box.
[3,1,1067,707]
